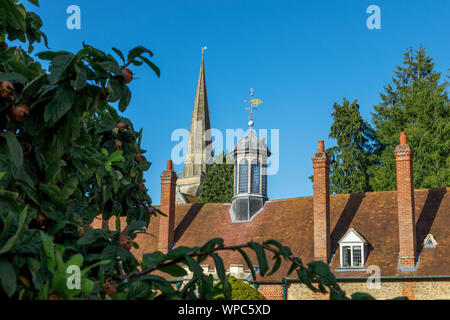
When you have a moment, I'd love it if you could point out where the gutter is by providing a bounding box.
[284,275,450,281]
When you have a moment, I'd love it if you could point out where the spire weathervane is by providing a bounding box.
[244,88,262,129]
[201,46,207,56]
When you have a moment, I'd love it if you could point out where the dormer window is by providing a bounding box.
[338,228,367,269]
[423,234,437,248]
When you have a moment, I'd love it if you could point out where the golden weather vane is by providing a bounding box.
[244,88,262,128]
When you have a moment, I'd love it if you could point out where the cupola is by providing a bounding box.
[229,89,270,222]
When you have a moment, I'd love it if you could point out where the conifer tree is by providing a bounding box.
[198,153,234,203]
[370,46,449,190]
[327,98,377,194]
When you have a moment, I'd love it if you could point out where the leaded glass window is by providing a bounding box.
[251,160,260,193]
[234,161,238,195]
[352,246,362,267]
[238,159,248,193]
[262,164,267,195]
[342,246,351,267]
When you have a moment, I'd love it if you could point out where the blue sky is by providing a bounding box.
[22,0,449,204]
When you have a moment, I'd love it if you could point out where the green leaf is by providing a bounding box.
[74,66,87,91]
[142,251,166,269]
[99,60,121,75]
[210,252,225,283]
[248,242,269,276]
[1,131,24,170]
[112,47,125,63]
[64,254,84,270]
[0,72,28,83]
[200,238,224,252]
[307,261,336,286]
[81,279,94,295]
[287,258,302,276]
[0,0,26,31]
[159,264,188,277]
[44,88,75,125]
[0,258,17,297]
[118,85,131,112]
[296,267,317,293]
[127,46,153,63]
[263,239,292,260]
[266,256,281,276]
[127,280,151,300]
[77,229,106,246]
[61,176,78,199]
[351,292,376,300]
[108,150,124,163]
[40,231,56,272]
[184,255,203,280]
[27,257,44,289]
[140,56,160,77]
[80,260,110,276]
[165,246,197,261]
[36,50,72,61]
[0,206,28,254]
[19,74,46,103]
[48,54,75,84]
[236,248,256,281]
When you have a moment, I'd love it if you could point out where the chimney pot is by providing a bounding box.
[318,140,325,153]
[166,160,173,171]
[400,131,407,145]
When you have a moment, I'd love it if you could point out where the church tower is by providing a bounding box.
[230,89,270,222]
[176,48,213,203]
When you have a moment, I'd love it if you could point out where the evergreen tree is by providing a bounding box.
[327,98,377,194]
[198,153,234,203]
[370,46,449,190]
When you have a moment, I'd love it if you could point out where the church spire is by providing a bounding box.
[176,48,213,203]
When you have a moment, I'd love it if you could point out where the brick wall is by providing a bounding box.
[257,284,284,300]
[287,279,450,300]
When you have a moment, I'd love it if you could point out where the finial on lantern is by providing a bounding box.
[244,88,262,129]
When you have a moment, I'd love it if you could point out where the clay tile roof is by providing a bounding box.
[126,187,450,281]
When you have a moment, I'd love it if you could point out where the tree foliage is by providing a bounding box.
[0,0,393,301]
[327,98,377,194]
[198,153,234,203]
[214,276,266,300]
[327,46,449,193]
[370,45,449,191]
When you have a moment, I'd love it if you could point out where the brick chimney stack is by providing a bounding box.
[312,140,330,263]
[158,160,177,253]
[395,132,416,270]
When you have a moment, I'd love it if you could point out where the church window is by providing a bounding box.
[238,159,248,193]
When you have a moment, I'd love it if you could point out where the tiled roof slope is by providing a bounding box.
[120,188,449,280]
